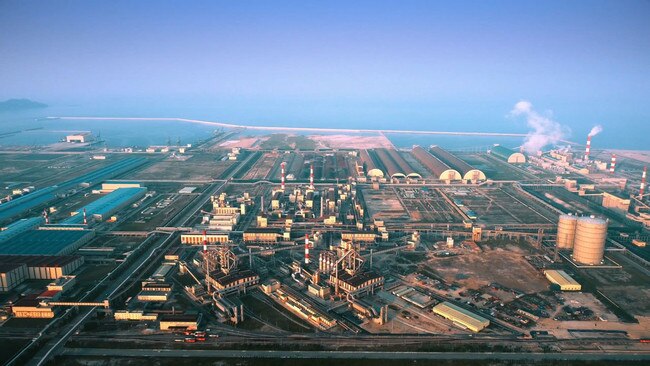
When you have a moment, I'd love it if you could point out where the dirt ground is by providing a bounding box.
[310,134,393,149]
[429,248,549,293]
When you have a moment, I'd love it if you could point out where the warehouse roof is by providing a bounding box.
[337,270,383,287]
[411,146,461,180]
[211,269,258,287]
[544,270,581,288]
[62,187,147,224]
[429,146,486,181]
[0,216,43,243]
[0,255,82,267]
[374,148,421,179]
[0,229,94,255]
[433,301,490,332]
[490,145,526,163]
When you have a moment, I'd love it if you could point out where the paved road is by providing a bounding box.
[61,347,650,361]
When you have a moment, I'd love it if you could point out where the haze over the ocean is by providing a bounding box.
[1,0,648,148]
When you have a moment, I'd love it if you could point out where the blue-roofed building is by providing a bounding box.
[0,229,95,255]
[61,187,147,225]
[0,217,44,244]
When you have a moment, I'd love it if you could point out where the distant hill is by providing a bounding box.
[0,98,48,112]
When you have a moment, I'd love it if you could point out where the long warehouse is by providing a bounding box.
[490,144,526,164]
[429,146,486,181]
[61,187,147,224]
[432,301,490,332]
[373,148,422,179]
[0,228,95,255]
[358,149,384,178]
[411,145,462,180]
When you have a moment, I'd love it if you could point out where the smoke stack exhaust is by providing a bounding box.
[305,234,310,264]
[640,166,647,198]
[309,164,315,190]
[584,135,592,161]
[610,154,616,174]
[281,162,286,191]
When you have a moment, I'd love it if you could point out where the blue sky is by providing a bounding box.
[1,0,649,142]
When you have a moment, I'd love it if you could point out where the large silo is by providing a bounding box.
[556,214,578,249]
[572,217,608,265]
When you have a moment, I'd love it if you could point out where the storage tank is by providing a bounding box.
[556,214,578,249]
[572,216,608,265]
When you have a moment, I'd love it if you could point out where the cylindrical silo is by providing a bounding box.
[572,216,608,265]
[557,214,578,249]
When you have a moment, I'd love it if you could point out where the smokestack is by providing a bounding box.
[309,164,314,190]
[43,209,49,225]
[83,208,87,225]
[304,234,310,264]
[610,154,616,174]
[203,229,210,294]
[202,230,208,253]
[640,166,647,198]
[584,135,592,161]
[281,162,286,191]
[260,196,264,213]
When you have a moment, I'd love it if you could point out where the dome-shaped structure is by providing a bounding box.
[557,214,578,249]
[572,217,607,265]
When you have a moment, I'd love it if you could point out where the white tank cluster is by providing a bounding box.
[557,214,608,265]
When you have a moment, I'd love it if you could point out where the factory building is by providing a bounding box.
[544,270,581,291]
[243,228,282,243]
[0,229,94,255]
[0,255,84,280]
[63,187,147,224]
[341,231,377,243]
[0,217,44,244]
[373,148,422,179]
[114,311,158,321]
[0,263,27,292]
[429,146,487,181]
[100,181,143,193]
[601,192,630,212]
[572,217,608,265]
[358,149,384,178]
[432,301,490,332]
[411,146,462,181]
[330,270,384,295]
[490,145,526,164]
[207,269,260,295]
[11,295,55,318]
[181,232,230,245]
[65,132,94,143]
[159,314,199,331]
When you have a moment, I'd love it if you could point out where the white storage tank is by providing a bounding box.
[572,216,608,265]
[557,214,578,249]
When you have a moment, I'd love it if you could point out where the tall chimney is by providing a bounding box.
[609,154,616,174]
[281,162,286,191]
[309,164,315,190]
[83,208,87,225]
[304,234,310,264]
[640,166,647,198]
[202,230,208,253]
[43,209,49,225]
[584,135,592,161]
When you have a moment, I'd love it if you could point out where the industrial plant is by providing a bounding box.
[0,126,648,364]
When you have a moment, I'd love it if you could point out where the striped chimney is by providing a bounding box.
[202,230,208,253]
[83,208,87,225]
[640,166,647,198]
[281,162,286,191]
[609,154,616,174]
[584,135,592,161]
[309,164,314,190]
[305,234,310,264]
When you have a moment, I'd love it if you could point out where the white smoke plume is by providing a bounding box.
[509,100,570,154]
[588,125,603,137]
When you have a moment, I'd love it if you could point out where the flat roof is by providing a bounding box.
[337,270,383,287]
[0,229,93,255]
[433,301,489,330]
[62,187,147,224]
[0,217,43,243]
[211,269,258,286]
[544,270,581,287]
[0,255,82,267]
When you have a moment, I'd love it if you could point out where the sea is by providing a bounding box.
[0,103,646,151]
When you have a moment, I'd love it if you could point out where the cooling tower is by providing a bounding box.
[572,216,607,265]
[556,214,578,249]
